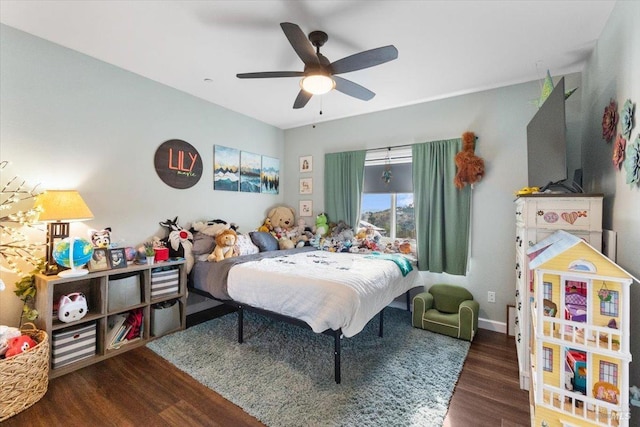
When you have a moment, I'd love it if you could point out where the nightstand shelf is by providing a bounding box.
[34,259,186,378]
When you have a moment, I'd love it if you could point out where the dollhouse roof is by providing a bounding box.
[527,230,638,283]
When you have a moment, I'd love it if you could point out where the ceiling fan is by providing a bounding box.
[236,22,398,109]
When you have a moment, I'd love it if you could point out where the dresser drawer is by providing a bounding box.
[524,197,603,231]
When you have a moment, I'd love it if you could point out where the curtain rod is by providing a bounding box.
[367,136,478,153]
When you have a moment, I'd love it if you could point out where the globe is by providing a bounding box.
[53,237,94,277]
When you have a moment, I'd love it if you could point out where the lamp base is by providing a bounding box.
[57,268,89,278]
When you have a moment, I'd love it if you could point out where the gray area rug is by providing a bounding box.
[147,307,470,427]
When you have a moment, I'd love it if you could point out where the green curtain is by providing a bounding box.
[324,150,366,229]
[412,139,471,275]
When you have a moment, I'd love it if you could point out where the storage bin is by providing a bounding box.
[108,273,142,312]
[151,267,179,298]
[151,300,181,336]
[51,322,96,369]
[0,323,49,422]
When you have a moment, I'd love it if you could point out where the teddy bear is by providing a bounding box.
[208,228,238,262]
[454,131,485,189]
[5,334,37,358]
[267,206,296,232]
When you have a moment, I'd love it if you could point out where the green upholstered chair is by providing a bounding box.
[412,284,479,341]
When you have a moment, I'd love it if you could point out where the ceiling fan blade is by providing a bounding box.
[280,22,319,66]
[330,45,398,74]
[293,90,313,109]
[333,76,375,101]
[237,71,305,79]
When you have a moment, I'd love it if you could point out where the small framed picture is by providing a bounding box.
[299,177,313,194]
[299,155,313,173]
[108,248,127,270]
[88,247,110,272]
[299,200,313,217]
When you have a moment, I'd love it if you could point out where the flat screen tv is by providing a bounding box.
[526,77,576,192]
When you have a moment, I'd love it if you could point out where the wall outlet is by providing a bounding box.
[488,291,496,303]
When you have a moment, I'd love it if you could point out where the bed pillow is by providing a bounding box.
[249,231,279,252]
[191,231,216,255]
[236,234,260,256]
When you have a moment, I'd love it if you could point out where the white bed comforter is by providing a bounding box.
[227,251,420,337]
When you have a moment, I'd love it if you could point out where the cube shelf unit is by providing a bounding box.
[34,259,186,378]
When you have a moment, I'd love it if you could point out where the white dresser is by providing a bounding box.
[514,194,603,390]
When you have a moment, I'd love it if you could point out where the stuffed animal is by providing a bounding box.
[0,325,21,356]
[160,217,194,272]
[208,229,238,262]
[454,131,485,189]
[192,219,238,237]
[5,334,37,358]
[90,227,112,248]
[258,218,273,233]
[267,206,296,231]
[315,213,329,237]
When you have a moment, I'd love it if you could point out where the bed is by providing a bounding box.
[565,291,587,323]
[189,245,420,383]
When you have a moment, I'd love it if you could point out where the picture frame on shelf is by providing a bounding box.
[108,248,127,270]
[299,200,313,217]
[88,247,110,272]
[299,177,312,194]
[299,155,313,173]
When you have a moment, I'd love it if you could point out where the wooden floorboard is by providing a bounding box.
[3,309,530,426]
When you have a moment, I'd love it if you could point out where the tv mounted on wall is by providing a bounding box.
[526,77,581,193]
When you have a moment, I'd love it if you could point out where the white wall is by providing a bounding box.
[0,24,285,325]
[283,73,583,329]
[579,0,640,418]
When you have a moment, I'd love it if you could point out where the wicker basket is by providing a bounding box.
[0,323,49,422]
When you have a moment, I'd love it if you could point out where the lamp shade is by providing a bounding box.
[36,190,94,222]
[300,75,335,95]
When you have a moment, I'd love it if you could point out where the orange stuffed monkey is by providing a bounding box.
[454,131,485,189]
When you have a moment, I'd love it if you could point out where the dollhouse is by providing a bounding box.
[527,230,636,427]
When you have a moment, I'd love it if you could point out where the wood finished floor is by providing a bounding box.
[4,309,530,426]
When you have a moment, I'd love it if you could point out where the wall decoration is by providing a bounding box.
[214,145,240,191]
[261,156,280,194]
[299,200,313,217]
[154,139,202,189]
[621,98,635,139]
[299,177,313,194]
[612,134,626,169]
[601,99,618,142]
[299,155,313,172]
[240,151,261,193]
[624,134,640,187]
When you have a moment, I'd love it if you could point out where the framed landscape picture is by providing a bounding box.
[214,145,240,191]
[261,156,280,194]
[240,151,261,193]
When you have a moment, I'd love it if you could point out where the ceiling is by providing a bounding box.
[0,0,616,130]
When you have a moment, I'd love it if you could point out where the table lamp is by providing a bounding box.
[35,190,94,275]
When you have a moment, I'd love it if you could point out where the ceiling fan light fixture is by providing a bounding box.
[300,74,335,95]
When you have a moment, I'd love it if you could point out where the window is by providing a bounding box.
[542,347,553,372]
[599,361,618,386]
[543,282,552,300]
[600,290,619,317]
[360,148,415,240]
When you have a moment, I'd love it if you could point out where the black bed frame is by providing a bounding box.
[189,287,412,384]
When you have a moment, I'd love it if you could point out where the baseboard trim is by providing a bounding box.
[479,317,506,334]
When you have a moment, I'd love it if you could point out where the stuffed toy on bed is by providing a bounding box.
[208,228,238,262]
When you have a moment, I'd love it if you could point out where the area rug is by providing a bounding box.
[147,307,470,427]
